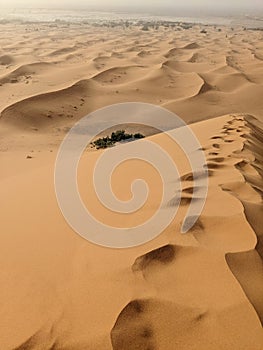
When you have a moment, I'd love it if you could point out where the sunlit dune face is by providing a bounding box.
[79,154,163,228]
[78,131,191,229]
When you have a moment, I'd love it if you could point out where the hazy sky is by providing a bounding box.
[0,0,262,12]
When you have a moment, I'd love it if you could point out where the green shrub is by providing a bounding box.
[134,133,145,139]
[91,130,145,149]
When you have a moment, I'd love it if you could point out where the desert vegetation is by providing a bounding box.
[91,130,145,149]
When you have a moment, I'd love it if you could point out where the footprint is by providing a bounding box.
[223,127,235,131]
[182,187,194,194]
[210,136,223,140]
[133,245,176,272]
[206,162,225,170]
[208,157,225,163]
[111,299,156,350]
[185,216,205,232]
[168,196,202,207]
[180,170,212,182]
[180,172,194,182]
[111,297,209,350]
[235,160,248,171]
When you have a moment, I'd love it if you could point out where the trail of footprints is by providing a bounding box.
[110,115,249,349]
[169,115,246,209]
[224,115,263,325]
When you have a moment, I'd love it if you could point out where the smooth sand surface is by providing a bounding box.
[0,20,263,349]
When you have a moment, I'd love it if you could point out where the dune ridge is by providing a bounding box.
[224,115,263,325]
[0,114,263,349]
[110,114,263,350]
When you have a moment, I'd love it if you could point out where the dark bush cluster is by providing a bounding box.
[91,130,145,149]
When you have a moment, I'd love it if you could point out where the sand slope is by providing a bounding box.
[225,115,263,326]
[0,114,263,349]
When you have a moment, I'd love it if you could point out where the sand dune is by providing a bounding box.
[162,60,219,73]
[0,62,52,85]
[181,42,200,50]
[1,22,262,128]
[0,19,263,350]
[92,65,146,84]
[1,113,263,349]
[0,79,91,129]
[0,54,14,65]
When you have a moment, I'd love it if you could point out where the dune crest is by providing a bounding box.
[225,116,263,325]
